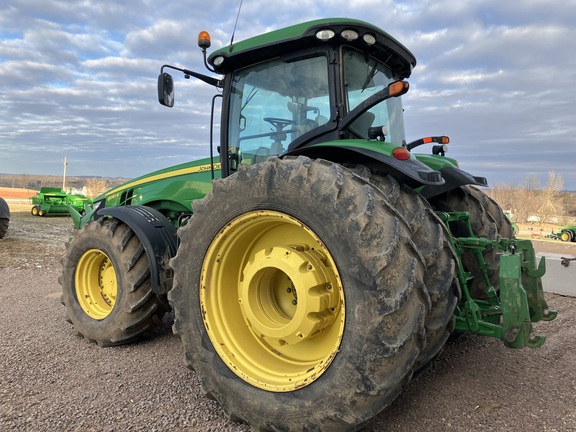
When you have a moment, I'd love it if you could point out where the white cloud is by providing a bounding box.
[1,0,575,190]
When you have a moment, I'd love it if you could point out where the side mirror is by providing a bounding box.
[158,72,174,107]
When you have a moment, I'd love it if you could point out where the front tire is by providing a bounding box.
[60,218,169,346]
[170,157,447,431]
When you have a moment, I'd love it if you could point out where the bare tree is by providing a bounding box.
[534,172,564,225]
[488,182,517,216]
[84,178,110,197]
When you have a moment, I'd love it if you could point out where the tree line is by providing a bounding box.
[487,172,576,225]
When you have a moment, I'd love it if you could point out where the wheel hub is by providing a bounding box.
[75,249,117,319]
[99,260,117,307]
[200,210,345,391]
[240,246,338,346]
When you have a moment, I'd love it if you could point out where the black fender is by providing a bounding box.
[0,197,9,220]
[95,205,178,296]
[419,166,488,199]
[286,145,445,188]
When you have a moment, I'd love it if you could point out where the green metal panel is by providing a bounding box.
[413,153,459,171]
[308,139,404,158]
[74,157,222,228]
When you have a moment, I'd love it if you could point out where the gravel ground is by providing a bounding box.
[1,202,575,431]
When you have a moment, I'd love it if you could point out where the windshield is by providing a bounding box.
[227,55,330,166]
[342,48,406,144]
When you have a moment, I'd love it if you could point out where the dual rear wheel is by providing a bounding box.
[169,156,459,431]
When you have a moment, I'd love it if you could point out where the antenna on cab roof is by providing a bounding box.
[229,0,244,52]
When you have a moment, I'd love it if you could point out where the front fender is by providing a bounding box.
[96,205,178,296]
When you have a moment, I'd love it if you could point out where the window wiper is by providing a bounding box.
[360,65,379,93]
[241,87,259,111]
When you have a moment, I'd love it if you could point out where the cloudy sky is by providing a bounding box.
[1,0,575,190]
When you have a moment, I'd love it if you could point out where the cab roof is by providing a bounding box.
[208,18,416,79]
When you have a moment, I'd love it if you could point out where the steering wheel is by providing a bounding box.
[264,117,295,132]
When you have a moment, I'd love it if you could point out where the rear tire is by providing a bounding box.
[560,230,573,242]
[429,185,513,296]
[169,156,451,431]
[0,219,8,239]
[352,168,459,371]
[60,218,168,346]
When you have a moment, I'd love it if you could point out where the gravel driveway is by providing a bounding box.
[1,204,575,431]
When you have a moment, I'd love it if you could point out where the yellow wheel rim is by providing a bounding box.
[561,232,570,242]
[201,210,345,392]
[75,249,117,319]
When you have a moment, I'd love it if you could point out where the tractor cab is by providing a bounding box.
[159,19,418,175]
[223,47,408,169]
[158,18,486,191]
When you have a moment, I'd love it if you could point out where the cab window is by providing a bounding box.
[227,55,330,167]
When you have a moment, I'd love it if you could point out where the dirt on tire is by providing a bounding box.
[1,199,576,431]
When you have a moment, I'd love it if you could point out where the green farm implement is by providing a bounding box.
[30,187,91,217]
[62,19,556,431]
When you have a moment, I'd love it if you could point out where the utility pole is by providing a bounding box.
[63,157,68,191]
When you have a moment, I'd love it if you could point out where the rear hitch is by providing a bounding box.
[437,211,557,349]
[499,241,556,349]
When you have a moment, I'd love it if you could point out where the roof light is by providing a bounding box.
[198,31,211,49]
[212,56,225,66]
[363,33,376,45]
[341,29,359,41]
[316,29,336,41]
[392,147,411,161]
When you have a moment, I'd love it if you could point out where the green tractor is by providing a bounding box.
[61,19,556,431]
[554,224,576,242]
